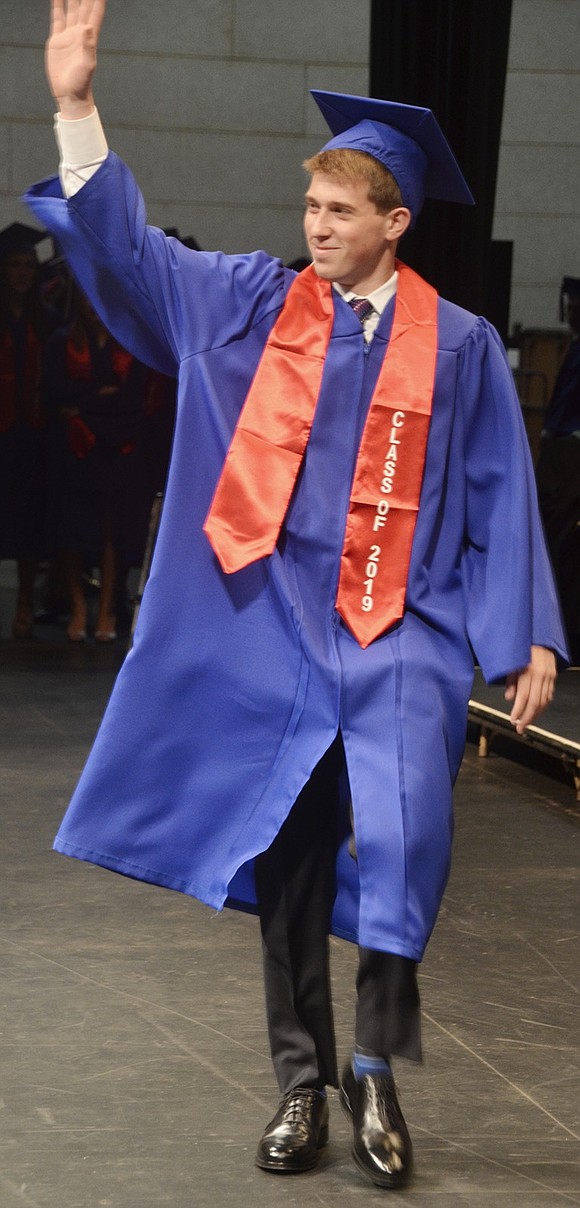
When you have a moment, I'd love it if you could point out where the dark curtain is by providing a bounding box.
[370,1,513,326]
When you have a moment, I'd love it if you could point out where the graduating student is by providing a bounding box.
[27,0,567,1190]
[536,276,580,663]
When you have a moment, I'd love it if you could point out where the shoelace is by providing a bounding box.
[281,1087,321,1121]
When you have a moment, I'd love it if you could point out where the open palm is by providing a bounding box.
[46,0,106,103]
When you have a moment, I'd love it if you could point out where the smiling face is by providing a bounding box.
[304,172,410,295]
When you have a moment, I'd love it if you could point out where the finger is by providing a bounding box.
[79,0,105,30]
[50,0,66,36]
[509,673,533,732]
[78,0,95,20]
[91,0,108,38]
[512,702,532,734]
[505,671,526,715]
[510,701,526,732]
[538,676,554,714]
[518,699,544,732]
[531,670,554,717]
[504,672,517,703]
[512,675,548,733]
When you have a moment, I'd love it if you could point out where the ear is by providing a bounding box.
[384,207,412,241]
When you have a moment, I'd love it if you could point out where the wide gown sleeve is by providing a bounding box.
[460,318,569,681]
[24,153,285,377]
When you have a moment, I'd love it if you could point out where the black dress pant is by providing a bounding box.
[254,737,422,1094]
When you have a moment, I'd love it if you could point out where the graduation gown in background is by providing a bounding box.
[44,325,160,568]
[25,154,568,962]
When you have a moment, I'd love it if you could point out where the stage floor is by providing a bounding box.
[1,585,579,1206]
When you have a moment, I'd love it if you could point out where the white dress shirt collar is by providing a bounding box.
[333,272,398,341]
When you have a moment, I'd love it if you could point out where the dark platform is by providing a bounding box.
[1,570,579,1207]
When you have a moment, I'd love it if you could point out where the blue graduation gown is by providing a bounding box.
[25,155,568,962]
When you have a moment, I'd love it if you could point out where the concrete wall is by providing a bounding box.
[3,2,578,331]
[493,0,580,331]
[0,0,369,265]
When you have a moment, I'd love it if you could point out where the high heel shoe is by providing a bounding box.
[95,628,117,643]
[67,624,87,643]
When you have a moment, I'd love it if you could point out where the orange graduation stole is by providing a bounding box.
[204,261,438,647]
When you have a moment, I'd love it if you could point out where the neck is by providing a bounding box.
[334,258,398,297]
[334,270,397,298]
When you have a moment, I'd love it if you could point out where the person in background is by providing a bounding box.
[0,223,58,637]
[44,285,158,641]
[535,276,580,664]
[27,0,568,1191]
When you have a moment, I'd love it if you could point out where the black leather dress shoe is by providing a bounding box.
[255,1087,329,1173]
[340,1062,413,1189]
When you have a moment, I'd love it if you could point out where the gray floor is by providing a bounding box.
[1,572,579,1207]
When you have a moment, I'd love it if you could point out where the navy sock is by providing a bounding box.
[352,1052,392,1080]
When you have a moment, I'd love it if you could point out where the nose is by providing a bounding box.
[309,209,331,239]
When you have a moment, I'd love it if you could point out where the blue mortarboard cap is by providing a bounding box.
[311,91,475,222]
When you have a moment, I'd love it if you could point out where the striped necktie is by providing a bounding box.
[349,296,375,325]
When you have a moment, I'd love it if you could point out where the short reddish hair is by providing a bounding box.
[303,148,403,214]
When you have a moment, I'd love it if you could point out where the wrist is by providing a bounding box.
[55,95,96,121]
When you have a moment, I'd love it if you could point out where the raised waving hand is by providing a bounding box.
[46,0,107,117]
